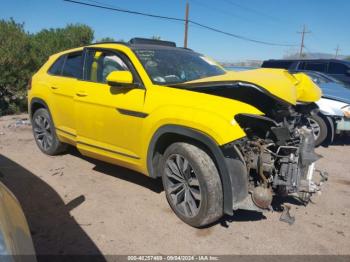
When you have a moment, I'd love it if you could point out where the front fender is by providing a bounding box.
[144,105,247,146]
[142,92,263,150]
[146,124,248,216]
[142,101,260,216]
[293,72,322,103]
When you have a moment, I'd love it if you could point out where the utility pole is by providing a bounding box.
[184,1,189,48]
[297,25,311,58]
[335,45,341,58]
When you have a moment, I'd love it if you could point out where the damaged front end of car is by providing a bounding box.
[229,112,325,213]
[211,81,327,215]
[173,69,326,216]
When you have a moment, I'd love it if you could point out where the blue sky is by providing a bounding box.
[1,0,349,61]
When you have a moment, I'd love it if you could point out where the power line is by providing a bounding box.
[188,0,255,23]
[223,0,281,22]
[84,0,117,8]
[63,0,184,22]
[63,0,296,47]
[189,21,293,46]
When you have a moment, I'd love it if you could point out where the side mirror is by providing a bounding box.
[346,69,350,76]
[106,71,134,87]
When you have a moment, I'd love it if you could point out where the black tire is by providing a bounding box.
[307,114,328,146]
[322,116,335,146]
[32,108,67,155]
[161,142,223,227]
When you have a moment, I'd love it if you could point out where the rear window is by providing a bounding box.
[48,56,65,76]
[261,61,293,69]
[303,62,327,72]
[328,62,348,74]
[62,52,83,78]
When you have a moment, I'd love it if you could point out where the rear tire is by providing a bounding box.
[32,108,67,155]
[307,114,328,146]
[161,142,223,227]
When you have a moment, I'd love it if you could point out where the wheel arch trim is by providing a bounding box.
[147,124,245,215]
[29,98,49,118]
[29,98,57,128]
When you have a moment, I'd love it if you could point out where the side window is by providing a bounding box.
[85,50,129,83]
[328,62,348,74]
[48,56,65,76]
[62,52,83,78]
[303,62,327,72]
[296,61,305,70]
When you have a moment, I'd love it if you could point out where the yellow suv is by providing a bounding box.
[28,38,323,227]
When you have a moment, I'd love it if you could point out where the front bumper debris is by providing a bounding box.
[232,127,327,219]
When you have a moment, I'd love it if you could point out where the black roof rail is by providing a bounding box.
[87,38,191,50]
[87,41,129,46]
[180,47,193,51]
[129,37,176,47]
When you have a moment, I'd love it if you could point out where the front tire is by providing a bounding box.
[161,142,223,227]
[32,108,67,155]
[307,114,328,146]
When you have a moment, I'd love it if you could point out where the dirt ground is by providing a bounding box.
[0,114,350,256]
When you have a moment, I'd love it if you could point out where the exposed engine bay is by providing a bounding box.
[234,112,323,210]
[177,81,327,213]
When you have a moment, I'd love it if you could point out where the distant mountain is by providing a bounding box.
[219,53,350,68]
[220,60,262,67]
[283,52,350,60]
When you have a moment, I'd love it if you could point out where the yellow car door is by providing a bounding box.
[48,52,83,138]
[75,48,146,170]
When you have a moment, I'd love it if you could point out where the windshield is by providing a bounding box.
[133,48,226,85]
[305,72,332,84]
[304,71,343,85]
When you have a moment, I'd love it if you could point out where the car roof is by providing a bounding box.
[51,38,193,57]
[129,44,193,52]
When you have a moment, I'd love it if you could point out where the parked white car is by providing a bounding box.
[302,71,350,145]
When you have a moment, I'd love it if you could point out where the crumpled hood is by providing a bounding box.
[184,68,322,105]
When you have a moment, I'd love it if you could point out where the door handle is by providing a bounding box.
[76,91,88,97]
[51,86,59,90]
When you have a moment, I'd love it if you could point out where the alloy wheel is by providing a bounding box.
[307,117,321,140]
[33,115,54,151]
[164,154,202,218]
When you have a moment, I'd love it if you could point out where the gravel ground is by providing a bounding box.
[0,114,350,256]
